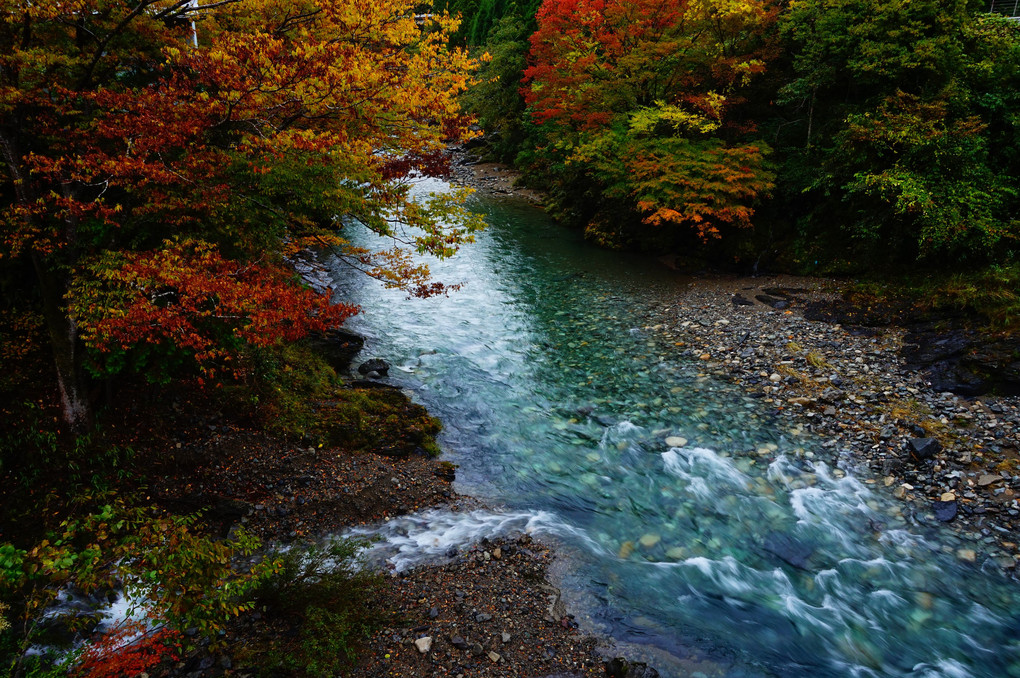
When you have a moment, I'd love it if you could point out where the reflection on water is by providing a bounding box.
[328,178,1020,677]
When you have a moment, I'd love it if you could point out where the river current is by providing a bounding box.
[328,178,1020,678]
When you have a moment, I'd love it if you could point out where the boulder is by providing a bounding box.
[358,358,390,377]
[303,328,365,372]
[755,294,789,310]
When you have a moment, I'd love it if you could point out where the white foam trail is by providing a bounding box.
[347,507,602,572]
[662,447,750,501]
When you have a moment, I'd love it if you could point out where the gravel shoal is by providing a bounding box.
[653,273,1020,572]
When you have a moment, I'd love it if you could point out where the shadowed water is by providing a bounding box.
[329,178,1020,677]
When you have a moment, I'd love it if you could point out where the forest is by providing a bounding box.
[456,0,1020,272]
[2,0,1019,675]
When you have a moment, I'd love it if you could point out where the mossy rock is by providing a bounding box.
[316,388,442,457]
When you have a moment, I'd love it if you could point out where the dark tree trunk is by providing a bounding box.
[31,252,92,433]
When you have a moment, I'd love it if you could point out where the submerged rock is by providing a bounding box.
[763,532,814,570]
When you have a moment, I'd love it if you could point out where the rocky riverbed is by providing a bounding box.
[450,146,1019,574]
[651,274,1020,572]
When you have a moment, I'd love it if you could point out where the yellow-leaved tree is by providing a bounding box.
[0,0,484,429]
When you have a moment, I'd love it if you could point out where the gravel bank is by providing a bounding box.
[653,274,1020,572]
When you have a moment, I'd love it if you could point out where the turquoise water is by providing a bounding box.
[330,179,1020,677]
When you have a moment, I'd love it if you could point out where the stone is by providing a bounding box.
[905,437,941,461]
[605,657,661,678]
[414,637,433,654]
[357,357,390,376]
[664,436,688,448]
[940,492,956,501]
[763,532,813,569]
[487,651,501,663]
[618,541,635,558]
[493,547,502,560]
[893,486,907,499]
[769,373,782,382]
[475,612,492,623]
[638,533,661,549]
[788,397,812,406]
[450,635,469,651]
[978,474,1003,487]
[957,549,977,563]
[501,632,511,643]
[823,406,837,416]
[755,294,789,310]
[933,500,957,523]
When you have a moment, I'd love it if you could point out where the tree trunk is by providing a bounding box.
[31,252,92,433]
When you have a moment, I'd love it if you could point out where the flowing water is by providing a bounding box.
[328,178,1020,677]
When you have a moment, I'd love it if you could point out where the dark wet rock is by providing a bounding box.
[762,287,808,300]
[922,361,989,396]
[934,500,958,523]
[755,294,789,310]
[905,437,941,462]
[304,328,365,372]
[902,330,971,365]
[900,329,1020,396]
[433,463,457,481]
[731,294,755,306]
[762,532,814,570]
[358,358,390,377]
[605,657,661,678]
[450,635,469,651]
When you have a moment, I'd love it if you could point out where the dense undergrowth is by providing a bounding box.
[0,334,432,677]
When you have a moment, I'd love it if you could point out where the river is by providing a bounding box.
[327,178,1020,678]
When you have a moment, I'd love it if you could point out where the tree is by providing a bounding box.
[521,0,777,248]
[773,0,1020,263]
[0,0,483,430]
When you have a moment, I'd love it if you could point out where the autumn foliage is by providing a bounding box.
[73,622,182,678]
[0,0,482,427]
[522,0,777,246]
[71,240,357,376]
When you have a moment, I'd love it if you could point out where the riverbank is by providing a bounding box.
[116,372,617,677]
[652,275,1020,572]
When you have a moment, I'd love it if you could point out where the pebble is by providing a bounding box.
[414,637,432,654]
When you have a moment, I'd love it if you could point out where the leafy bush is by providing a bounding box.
[1,497,278,676]
[247,538,384,676]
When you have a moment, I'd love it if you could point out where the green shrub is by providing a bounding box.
[249,538,383,676]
